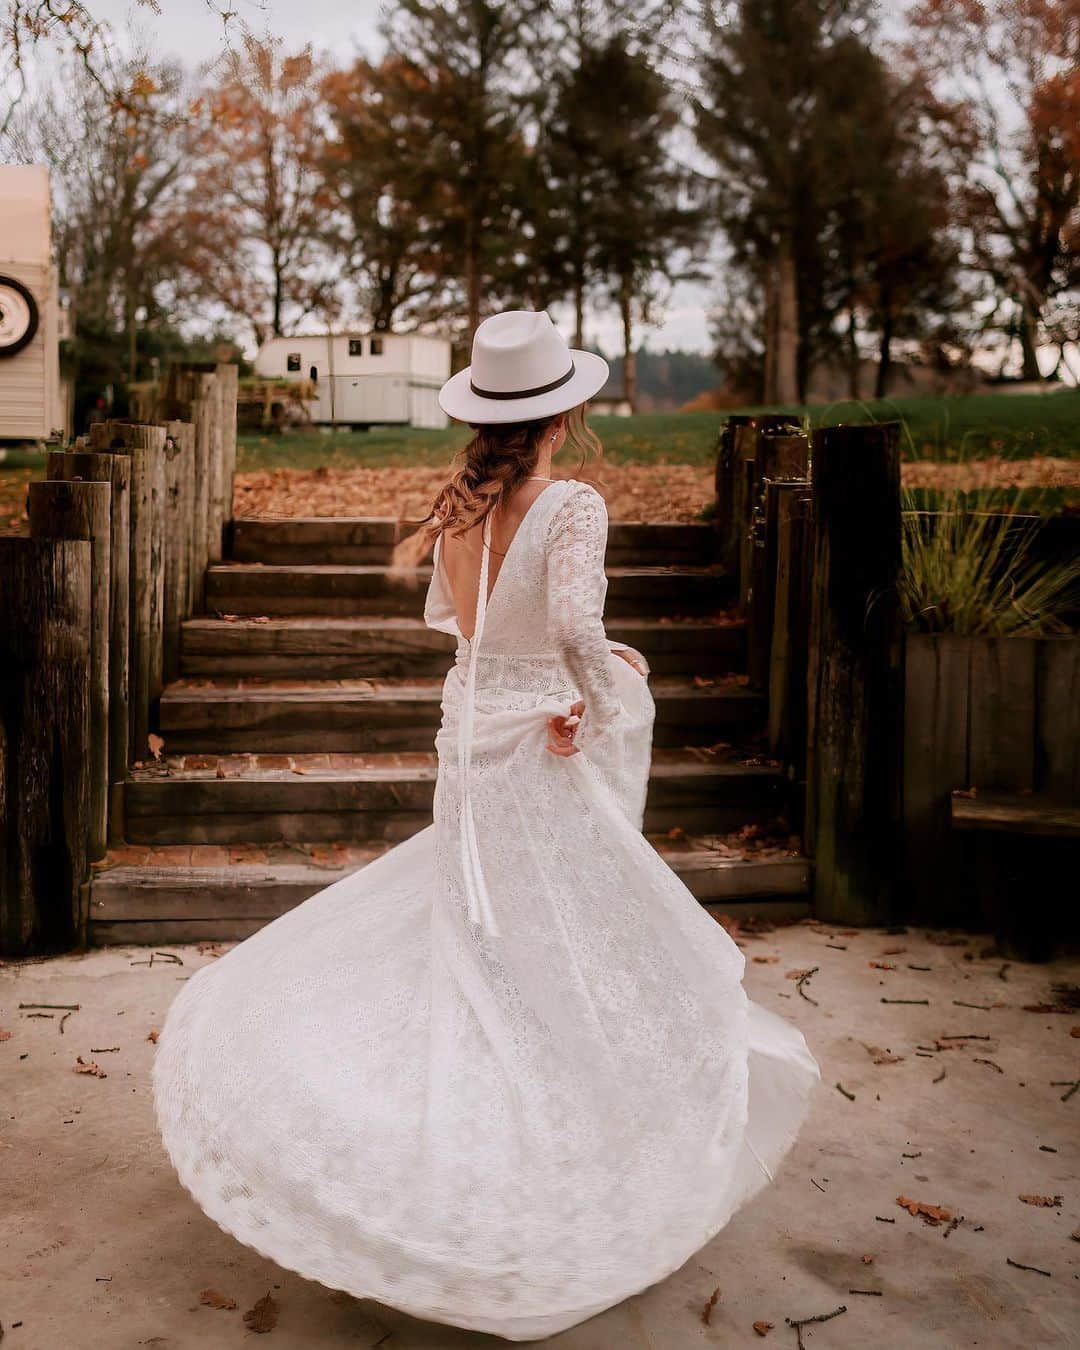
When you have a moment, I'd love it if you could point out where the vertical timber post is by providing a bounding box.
[47,450,131,837]
[28,480,111,860]
[0,539,92,954]
[806,422,903,925]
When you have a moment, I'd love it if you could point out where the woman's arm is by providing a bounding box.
[546,485,627,758]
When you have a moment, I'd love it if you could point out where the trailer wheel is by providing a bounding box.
[0,274,39,358]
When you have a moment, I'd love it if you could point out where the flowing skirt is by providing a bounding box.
[153,653,819,1340]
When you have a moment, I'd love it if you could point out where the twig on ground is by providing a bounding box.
[848,1289,882,1296]
[874,1216,895,1223]
[882,998,929,1005]
[954,1000,994,1010]
[973,1058,1004,1073]
[19,1003,80,1011]
[797,967,819,1005]
[933,1067,947,1083]
[785,1304,847,1349]
[811,1178,827,1192]
[835,1083,855,1101]
[1006,1257,1051,1277]
[90,1046,120,1054]
[907,964,932,971]
[701,1286,721,1325]
[1050,1080,1080,1102]
[59,1012,72,1035]
[938,1033,991,1040]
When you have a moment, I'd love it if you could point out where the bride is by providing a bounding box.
[153,310,819,1342]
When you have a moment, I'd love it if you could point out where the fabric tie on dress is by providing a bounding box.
[458,513,500,937]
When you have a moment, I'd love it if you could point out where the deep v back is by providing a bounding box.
[431,480,566,641]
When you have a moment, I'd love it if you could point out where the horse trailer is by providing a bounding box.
[254,332,451,429]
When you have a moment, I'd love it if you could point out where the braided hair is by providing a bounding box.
[391,403,602,570]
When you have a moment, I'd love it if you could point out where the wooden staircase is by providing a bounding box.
[88,517,810,944]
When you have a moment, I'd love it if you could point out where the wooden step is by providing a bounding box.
[231,517,717,568]
[179,615,745,679]
[87,847,810,945]
[204,563,729,618]
[122,750,787,844]
[157,677,765,754]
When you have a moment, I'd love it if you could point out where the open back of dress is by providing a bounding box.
[153,478,819,1341]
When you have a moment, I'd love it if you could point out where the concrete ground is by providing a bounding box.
[2,920,1078,1350]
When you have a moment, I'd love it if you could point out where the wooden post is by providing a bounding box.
[806,422,903,924]
[737,454,757,612]
[715,414,756,576]
[162,421,195,679]
[191,377,215,604]
[47,451,131,823]
[216,362,239,552]
[205,372,226,564]
[746,432,810,687]
[28,480,111,860]
[88,420,166,759]
[715,413,795,582]
[0,539,92,955]
[768,485,812,770]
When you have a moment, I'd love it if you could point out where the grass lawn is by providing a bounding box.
[236,388,1080,472]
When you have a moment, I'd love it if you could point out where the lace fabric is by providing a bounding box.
[153,477,820,1341]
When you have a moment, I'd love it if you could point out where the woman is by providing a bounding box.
[153,310,819,1342]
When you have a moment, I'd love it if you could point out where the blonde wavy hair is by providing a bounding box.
[391,403,603,571]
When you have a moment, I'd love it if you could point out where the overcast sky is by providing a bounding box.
[56,0,716,357]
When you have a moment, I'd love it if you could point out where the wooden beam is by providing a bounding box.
[28,480,111,860]
[806,422,903,924]
[0,539,92,955]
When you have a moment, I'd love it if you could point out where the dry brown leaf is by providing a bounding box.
[74,1056,107,1078]
[215,762,227,780]
[200,1288,237,1310]
[786,968,814,980]
[1019,1194,1062,1207]
[1070,1026,1080,1038]
[896,1195,952,1225]
[753,1321,774,1336]
[861,1254,874,1264]
[146,1029,160,1043]
[752,955,780,964]
[869,960,897,971]
[865,1045,904,1065]
[148,733,165,761]
[0,1029,12,1042]
[701,1286,721,1325]
[243,1292,278,1334]
[252,615,271,624]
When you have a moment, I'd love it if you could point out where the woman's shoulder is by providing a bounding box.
[544,478,608,539]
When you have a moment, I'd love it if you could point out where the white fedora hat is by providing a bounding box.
[439,310,610,425]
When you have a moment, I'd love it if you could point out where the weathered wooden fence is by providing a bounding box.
[717,416,1078,940]
[0,363,238,955]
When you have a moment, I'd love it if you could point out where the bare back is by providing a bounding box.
[439,480,557,640]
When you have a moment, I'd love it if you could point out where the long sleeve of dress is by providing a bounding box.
[546,484,628,764]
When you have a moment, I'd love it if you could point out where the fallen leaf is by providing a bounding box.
[701,1286,721,1325]
[869,961,897,971]
[753,1321,774,1336]
[200,1288,237,1310]
[216,762,227,780]
[786,968,814,980]
[865,1045,904,1065]
[147,1029,160,1043]
[862,1254,874,1264]
[253,615,271,624]
[896,1195,952,1225]
[752,955,780,964]
[1070,1027,1080,1038]
[0,1029,12,1042]
[243,1292,278,1334]
[74,1056,106,1078]
[1019,1194,1062,1207]
[148,733,165,761]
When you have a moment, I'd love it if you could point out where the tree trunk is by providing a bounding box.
[620,270,636,413]
[847,305,859,399]
[1018,298,1043,381]
[876,305,894,400]
[775,239,799,405]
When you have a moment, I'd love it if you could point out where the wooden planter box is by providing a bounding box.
[902,633,1080,941]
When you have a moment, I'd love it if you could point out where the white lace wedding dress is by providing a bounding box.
[153,479,819,1341]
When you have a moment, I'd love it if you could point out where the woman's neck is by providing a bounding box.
[533,445,554,479]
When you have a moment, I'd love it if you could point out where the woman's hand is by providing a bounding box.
[614,647,648,678]
[547,700,585,756]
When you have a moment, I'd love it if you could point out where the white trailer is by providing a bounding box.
[253,332,451,429]
[0,164,65,444]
